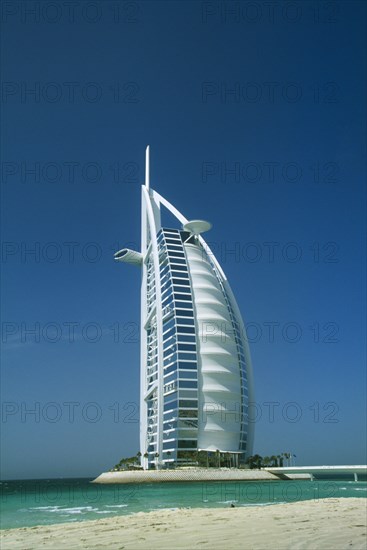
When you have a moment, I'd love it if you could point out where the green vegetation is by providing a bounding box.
[110,451,293,471]
[110,452,143,471]
[246,452,294,469]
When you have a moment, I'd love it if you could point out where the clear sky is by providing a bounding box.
[1,0,366,480]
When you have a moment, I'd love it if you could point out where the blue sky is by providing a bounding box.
[1,0,366,479]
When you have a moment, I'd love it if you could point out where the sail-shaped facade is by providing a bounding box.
[115,148,254,469]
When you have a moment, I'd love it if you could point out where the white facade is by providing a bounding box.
[115,147,254,468]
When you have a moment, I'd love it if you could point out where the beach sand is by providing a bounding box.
[1,497,366,549]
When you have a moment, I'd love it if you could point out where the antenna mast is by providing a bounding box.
[145,145,150,190]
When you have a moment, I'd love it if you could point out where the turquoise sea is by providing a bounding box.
[1,478,366,530]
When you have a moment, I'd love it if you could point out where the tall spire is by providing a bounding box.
[145,145,150,190]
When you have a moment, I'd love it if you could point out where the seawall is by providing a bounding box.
[92,468,279,484]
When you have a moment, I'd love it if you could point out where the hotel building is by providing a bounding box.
[115,148,254,468]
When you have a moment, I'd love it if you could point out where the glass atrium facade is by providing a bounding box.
[144,227,251,467]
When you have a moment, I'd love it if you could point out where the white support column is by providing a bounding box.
[142,186,163,465]
[140,145,150,470]
[140,186,148,469]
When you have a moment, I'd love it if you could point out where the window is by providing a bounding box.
[167,245,183,253]
[164,353,177,367]
[165,238,181,245]
[168,251,185,258]
[173,285,191,294]
[163,328,176,347]
[164,363,177,375]
[164,400,178,412]
[174,292,191,300]
[160,265,170,277]
[169,258,187,265]
[179,380,197,389]
[178,361,197,370]
[163,318,175,331]
[176,325,195,334]
[164,371,178,383]
[179,399,198,408]
[179,419,198,428]
[176,309,193,317]
[171,274,189,282]
[161,281,171,294]
[163,308,174,321]
[177,343,196,352]
[163,345,176,358]
[163,409,176,420]
[176,320,195,328]
[162,295,174,309]
[162,286,173,299]
[178,440,197,449]
[179,389,197,399]
[175,301,193,309]
[178,409,197,418]
[178,370,197,380]
[170,264,187,271]
[177,334,196,343]
[162,441,176,451]
[172,278,190,286]
[178,352,196,361]
[163,419,177,428]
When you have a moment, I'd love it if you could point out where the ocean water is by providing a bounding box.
[0,478,366,530]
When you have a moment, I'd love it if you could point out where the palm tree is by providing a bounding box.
[283,452,291,466]
[246,455,253,469]
[216,449,221,468]
[251,454,263,469]
[154,452,159,470]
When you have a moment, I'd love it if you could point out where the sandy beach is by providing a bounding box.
[1,497,366,550]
